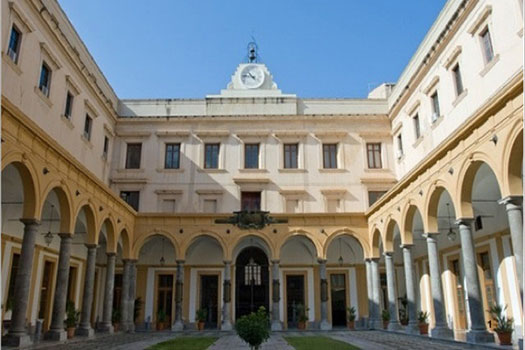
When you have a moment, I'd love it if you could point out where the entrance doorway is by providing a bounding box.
[38,260,55,331]
[235,246,269,318]
[330,273,347,327]
[449,256,467,329]
[200,275,219,329]
[286,275,305,328]
[156,274,173,326]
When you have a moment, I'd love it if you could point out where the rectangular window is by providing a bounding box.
[284,143,298,169]
[6,253,20,310]
[285,199,299,213]
[125,143,142,169]
[164,143,180,169]
[64,92,74,119]
[244,143,259,169]
[83,114,92,141]
[327,198,340,213]
[241,191,261,211]
[452,64,464,96]
[39,62,52,97]
[431,91,440,122]
[7,25,21,63]
[103,136,109,158]
[396,133,404,158]
[204,143,220,169]
[323,143,338,169]
[120,191,139,211]
[480,27,494,63]
[366,143,382,169]
[161,199,177,213]
[203,199,217,213]
[368,191,387,206]
[413,114,421,139]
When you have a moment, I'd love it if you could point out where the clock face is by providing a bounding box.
[240,65,265,89]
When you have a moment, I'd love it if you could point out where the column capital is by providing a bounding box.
[122,258,134,264]
[270,259,280,264]
[106,252,116,257]
[223,260,232,265]
[455,218,474,226]
[85,243,98,249]
[58,232,74,239]
[498,195,523,207]
[317,258,327,265]
[383,251,394,258]
[20,218,41,226]
[369,257,380,262]
[176,259,185,265]
[423,232,440,240]
[399,243,414,249]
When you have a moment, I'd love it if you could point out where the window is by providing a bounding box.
[203,199,217,213]
[165,143,180,169]
[327,198,341,213]
[241,191,261,211]
[480,27,494,63]
[413,114,421,139]
[368,191,387,206]
[366,143,382,169]
[125,143,142,169]
[6,253,20,310]
[285,199,299,213]
[244,144,259,169]
[431,91,440,122]
[204,143,220,169]
[452,64,464,96]
[7,25,21,63]
[396,133,404,158]
[39,62,52,97]
[103,136,109,158]
[120,191,139,211]
[323,144,338,169]
[284,143,298,169]
[161,199,177,213]
[64,92,74,119]
[83,114,92,140]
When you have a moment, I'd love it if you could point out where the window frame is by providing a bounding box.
[244,143,260,169]
[103,136,110,159]
[120,191,140,211]
[479,26,494,64]
[7,24,22,64]
[452,63,464,96]
[413,113,421,140]
[64,91,74,119]
[83,114,93,141]
[125,143,142,169]
[241,191,262,211]
[366,143,382,169]
[204,143,220,169]
[164,143,181,169]
[283,143,299,169]
[322,143,338,169]
[430,91,440,121]
[38,61,52,97]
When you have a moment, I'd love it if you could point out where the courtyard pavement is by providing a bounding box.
[7,330,516,350]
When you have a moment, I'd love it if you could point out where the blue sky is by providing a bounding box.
[59,1,447,99]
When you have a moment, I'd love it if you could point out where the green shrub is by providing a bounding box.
[381,309,390,321]
[235,306,270,350]
[112,308,121,324]
[65,300,80,328]
[417,311,429,324]
[488,304,514,333]
[196,308,208,322]
[157,308,167,323]
[347,307,356,322]
[295,303,309,323]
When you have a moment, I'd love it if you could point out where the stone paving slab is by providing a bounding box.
[209,334,293,350]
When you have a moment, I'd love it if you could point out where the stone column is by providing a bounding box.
[45,233,73,341]
[365,259,374,329]
[270,259,282,331]
[401,244,419,334]
[456,219,494,343]
[5,219,40,347]
[424,233,453,339]
[221,260,233,331]
[99,252,116,333]
[384,252,402,331]
[172,260,184,331]
[318,259,331,330]
[120,259,131,332]
[127,260,137,333]
[499,196,523,297]
[370,257,382,330]
[76,244,98,337]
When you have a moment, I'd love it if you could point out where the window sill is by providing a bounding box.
[116,168,145,173]
[197,168,227,174]
[61,114,74,130]
[239,169,268,173]
[412,136,424,148]
[396,154,405,163]
[364,168,390,173]
[452,89,468,107]
[319,168,347,173]
[156,168,184,173]
[479,54,499,77]
[34,86,53,108]
[430,115,444,129]
[80,134,93,149]
[278,168,307,173]
[3,52,22,75]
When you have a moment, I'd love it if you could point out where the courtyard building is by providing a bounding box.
[1,0,523,348]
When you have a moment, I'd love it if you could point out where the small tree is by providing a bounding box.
[235,306,270,350]
[65,300,80,328]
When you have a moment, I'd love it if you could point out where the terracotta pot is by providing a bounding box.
[383,321,389,329]
[418,323,429,335]
[197,321,205,331]
[497,331,512,345]
[66,327,75,339]
[298,321,307,330]
[157,322,166,331]
[113,323,119,332]
[347,320,355,330]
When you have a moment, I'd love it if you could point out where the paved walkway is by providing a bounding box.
[7,330,516,350]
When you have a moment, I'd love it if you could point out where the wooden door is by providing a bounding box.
[38,260,55,331]
[477,250,496,330]
[449,257,467,329]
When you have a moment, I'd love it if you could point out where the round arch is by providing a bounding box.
[383,217,400,253]
[424,184,456,233]
[230,233,274,262]
[1,157,39,219]
[370,228,382,258]
[97,217,116,253]
[277,229,322,260]
[132,230,181,259]
[401,203,424,245]
[38,182,73,234]
[503,127,523,196]
[117,228,132,259]
[72,203,97,243]
[181,231,227,260]
[323,228,367,259]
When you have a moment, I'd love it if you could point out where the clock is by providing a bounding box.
[240,65,265,89]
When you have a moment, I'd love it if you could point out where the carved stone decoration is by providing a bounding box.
[272,280,280,303]
[320,279,328,302]
[215,210,288,230]
[223,280,231,303]
[175,280,183,303]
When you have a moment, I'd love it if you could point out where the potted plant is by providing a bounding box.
[235,306,270,350]
[112,308,121,332]
[399,297,409,326]
[134,297,142,323]
[296,303,309,330]
[488,304,514,345]
[65,301,80,339]
[381,309,390,329]
[156,308,167,331]
[347,306,356,329]
[195,308,207,331]
[417,311,429,335]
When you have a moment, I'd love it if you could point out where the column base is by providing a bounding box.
[271,321,283,331]
[44,329,67,341]
[3,333,33,347]
[320,320,332,330]
[466,329,494,343]
[387,321,403,331]
[75,326,95,337]
[97,323,114,333]
[221,320,233,331]
[369,319,382,330]
[171,320,184,331]
[429,325,454,339]
[127,323,136,333]
[404,321,420,335]
[518,338,523,350]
